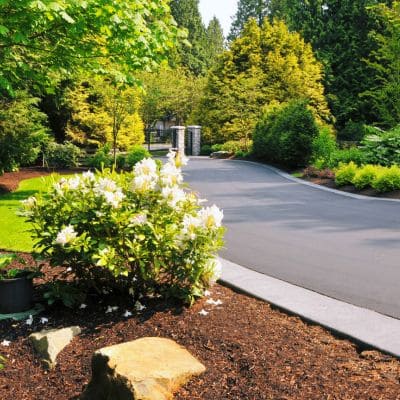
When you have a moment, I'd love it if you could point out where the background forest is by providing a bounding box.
[2,0,400,173]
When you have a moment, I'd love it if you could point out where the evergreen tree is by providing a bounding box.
[362,2,400,128]
[170,0,208,75]
[228,0,270,41]
[270,0,392,137]
[199,18,331,144]
[206,17,225,66]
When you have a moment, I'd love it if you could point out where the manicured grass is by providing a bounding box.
[0,175,61,252]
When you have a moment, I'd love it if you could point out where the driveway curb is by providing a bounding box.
[220,258,400,358]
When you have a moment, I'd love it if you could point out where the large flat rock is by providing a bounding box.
[81,337,206,400]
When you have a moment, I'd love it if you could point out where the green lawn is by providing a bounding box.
[0,175,60,252]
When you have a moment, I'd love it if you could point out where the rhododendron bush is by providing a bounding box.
[22,152,225,304]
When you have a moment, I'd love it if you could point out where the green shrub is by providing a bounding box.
[44,141,81,169]
[371,165,400,192]
[361,125,400,166]
[116,154,126,170]
[200,145,212,155]
[0,92,49,174]
[352,165,381,190]
[125,146,151,169]
[22,152,225,305]
[334,162,358,186]
[311,126,338,169]
[211,143,223,152]
[221,140,252,154]
[330,147,366,167]
[253,100,319,168]
[88,145,113,170]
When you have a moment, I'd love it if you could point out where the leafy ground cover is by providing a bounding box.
[1,169,400,399]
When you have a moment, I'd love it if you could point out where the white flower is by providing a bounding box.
[55,225,77,246]
[205,298,223,306]
[161,186,186,207]
[160,162,183,186]
[103,190,125,208]
[206,258,222,284]
[40,317,49,324]
[82,170,95,181]
[94,177,118,193]
[180,214,202,240]
[68,176,81,190]
[105,305,118,313]
[134,301,146,311]
[66,267,72,272]
[198,205,224,229]
[129,213,147,226]
[1,340,10,346]
[134,158,157,176]
[128,287,135,296]
[123,310,132,318]
[167,150,188,168]
[198,309,209,316]
[131,174,157,192]
[79,303,87,309]
[25,315,33,326]
[21,196,37,209]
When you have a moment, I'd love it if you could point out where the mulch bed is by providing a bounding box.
[1,169,400,399]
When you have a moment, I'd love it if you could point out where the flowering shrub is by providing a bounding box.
[22,151,225,304]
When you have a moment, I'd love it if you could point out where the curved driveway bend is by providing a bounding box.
[183,158,400,319]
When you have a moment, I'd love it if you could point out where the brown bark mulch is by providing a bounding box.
[1,169,400,399]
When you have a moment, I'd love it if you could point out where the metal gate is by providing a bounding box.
[144,128,172,152]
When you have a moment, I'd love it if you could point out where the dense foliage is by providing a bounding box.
[0,0,182,95]
[0,92,48,174]
[44,141,81,169]
[22,152,225,304]
[253,100,319,168]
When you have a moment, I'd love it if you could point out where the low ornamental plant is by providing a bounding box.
[334,162,358,186]
[21,151,225,304]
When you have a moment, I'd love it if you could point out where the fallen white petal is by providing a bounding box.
[79,303,87,309]
[204,290,211,297]
[123,310,132,318]
[25,315,33,326]
[134,301,146,311]
[198,309,209,316]
[205,298,223,306]
[40,317,49,324]
[1,340,10,346]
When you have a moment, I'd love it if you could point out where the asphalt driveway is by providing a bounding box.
[183,158,400,319]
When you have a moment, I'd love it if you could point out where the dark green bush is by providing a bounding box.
[200,144,212,155]
[45,141,81,169]
[125,146,151,169]
[253,100,319,168]
[329,147,366,167]
[0,92,49,174]
[88,144,113,170]
[311,126,338,169]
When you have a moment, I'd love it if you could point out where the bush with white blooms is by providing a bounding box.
[22,151,225,304]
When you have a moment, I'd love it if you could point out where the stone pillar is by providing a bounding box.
[171,126,186,155]
[187,126,201,156]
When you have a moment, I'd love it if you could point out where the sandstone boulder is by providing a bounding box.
[29,326,81,369]
[81,337,206,400]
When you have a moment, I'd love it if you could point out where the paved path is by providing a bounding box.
[183,158,400,319]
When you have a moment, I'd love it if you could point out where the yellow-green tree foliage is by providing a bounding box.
[66,76,144,150]
[199,18,331,143]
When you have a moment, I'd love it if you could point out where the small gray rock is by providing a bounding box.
[29,326,81,369]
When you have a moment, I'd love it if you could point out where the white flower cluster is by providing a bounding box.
[93,177,125,208]
[131,158,158,192]
[55,225,77,246]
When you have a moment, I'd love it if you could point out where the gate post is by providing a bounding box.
[171,126,186,155]
[187,126,201,156]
